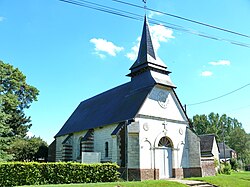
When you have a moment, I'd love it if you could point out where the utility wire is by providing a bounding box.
[113,0,250,39]
[59,0,250,48]
[187,83,250,106]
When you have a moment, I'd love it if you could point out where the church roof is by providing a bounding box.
[55,16,182,137]
[55,82,154,137]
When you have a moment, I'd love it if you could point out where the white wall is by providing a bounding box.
[94,124,117,162]
[135,85,190,170]
[212,137,219,161]
[55,135,66,161]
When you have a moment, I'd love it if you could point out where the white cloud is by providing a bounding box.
[126,24,174,61]
[92,52,106,59]
[126,37,140,61]
[0,17,4,22]
[201,71,213,77]
[148,11,162,18]
[209,60,230,66]
[90,38,124,58]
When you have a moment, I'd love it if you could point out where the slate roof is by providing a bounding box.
[199,134,217,157]
[218,142,235,159]
[55,82,154,137]
[128,16,171,77]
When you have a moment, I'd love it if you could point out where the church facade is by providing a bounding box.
[55,16,202,180]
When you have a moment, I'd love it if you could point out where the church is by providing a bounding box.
[54,16,202,180]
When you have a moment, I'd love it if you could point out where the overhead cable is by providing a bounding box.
[58,0,250,48]
[187,83,250,106]
[113,0,250,39]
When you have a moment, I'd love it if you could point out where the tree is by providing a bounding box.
[0,107,12,161]
[0,60,39,137]
[191,112,250,165]
[191,112,242,143]
[10,137,48,161]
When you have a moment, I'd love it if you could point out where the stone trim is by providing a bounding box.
[136,114,188,125]
[172,168,184,179]
[119,168,159,181]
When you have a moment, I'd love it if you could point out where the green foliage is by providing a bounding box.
[9,137,48,161]
[0,60,39,138]
[191,112,250,165]
[230,158,238,171]
[218,162,231,175]
[223,162,232,175]
[0,162,119,187]
[0,60,39,160]
[0,107,12,161]
[214,158,219,168]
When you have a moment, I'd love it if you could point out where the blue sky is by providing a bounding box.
[0,0,250,144]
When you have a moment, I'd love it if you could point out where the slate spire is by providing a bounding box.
[128,16,170,77]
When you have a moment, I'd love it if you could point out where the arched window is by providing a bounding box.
[158,136,173,147]
[105,142,109,157]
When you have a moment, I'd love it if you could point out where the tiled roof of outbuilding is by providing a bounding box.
[199,134,216,157]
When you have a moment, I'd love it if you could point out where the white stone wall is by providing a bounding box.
[71,130,88,161]
[211,137,219,161]
[135,85,190,170]
[138,85,188,122]
[94,124,117,162]
[137,117,188,169]
[55,135,67,161]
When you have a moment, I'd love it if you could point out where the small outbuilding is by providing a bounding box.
[218,142,237,162]
[199,134,219,176]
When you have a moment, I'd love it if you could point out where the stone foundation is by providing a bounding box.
[183,167,202,178]
[172,168,184,178]
[119,168,159,181]
[201,159,216,176]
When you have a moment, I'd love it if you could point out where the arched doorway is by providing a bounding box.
[156,136,173,178]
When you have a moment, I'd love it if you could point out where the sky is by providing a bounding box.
[0,0,250,144]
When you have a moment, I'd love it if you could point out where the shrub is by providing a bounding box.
[223,162,232,175]
[0,162,119,187]
[230,158,238,171]
[218,162,232,175]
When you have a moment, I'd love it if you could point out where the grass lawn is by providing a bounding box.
[188,171,250,187]
[19,180,187,187]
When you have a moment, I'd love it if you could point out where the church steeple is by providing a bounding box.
[128,16,171,78]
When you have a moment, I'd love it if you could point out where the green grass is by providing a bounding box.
[188,171,250,187]
[19,180,187,187]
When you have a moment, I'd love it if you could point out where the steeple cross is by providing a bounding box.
[162,120,167,130]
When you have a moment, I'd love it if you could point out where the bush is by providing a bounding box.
[0,162,119,187]
[218,162,231,175]
[230,158,238,171]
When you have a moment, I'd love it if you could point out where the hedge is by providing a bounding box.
[0,162,120,187]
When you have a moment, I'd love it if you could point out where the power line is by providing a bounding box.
[112,0,250,39]
[58,0,250,48]
[187,83,250,106]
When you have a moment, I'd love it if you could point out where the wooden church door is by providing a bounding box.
[157,137,173,178]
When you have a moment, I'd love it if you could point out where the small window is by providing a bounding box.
[105,142,109,157]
